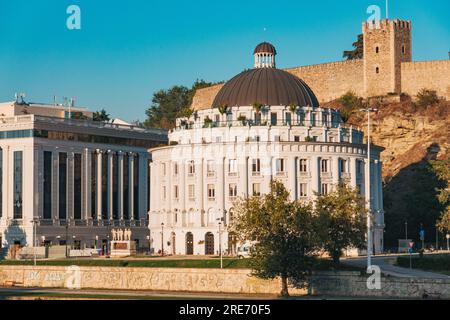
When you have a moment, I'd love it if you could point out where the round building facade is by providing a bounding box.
[149,43,385,256]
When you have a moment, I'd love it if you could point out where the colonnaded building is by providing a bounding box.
[149,42,385,256]
[0,99,167,253]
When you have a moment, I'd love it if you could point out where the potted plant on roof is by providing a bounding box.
[253,102,263,125]
[203,116,213,128]
[237,115,248,126]
[218,104,228,125]
[288,104,298,126]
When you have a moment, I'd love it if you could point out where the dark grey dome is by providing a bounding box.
[254,42,277,54]
[212,68,319,108]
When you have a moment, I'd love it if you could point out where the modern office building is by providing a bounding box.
[149,43,385,256]
[0,99,167,253]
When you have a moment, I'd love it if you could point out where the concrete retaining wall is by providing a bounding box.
[0,266,306,295]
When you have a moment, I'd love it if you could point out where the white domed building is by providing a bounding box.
[149,43,385,256]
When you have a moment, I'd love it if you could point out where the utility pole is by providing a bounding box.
[217,219,223,269]
[360,107,378,269]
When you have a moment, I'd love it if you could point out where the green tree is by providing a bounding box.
[144,79,217,130]
[343,34,364,60]
[430,156,450,233]
[416,89,440,108]
[231,181,319,297]
[93,109,111,122]
[338,91,363,123]
[315,183,368,265]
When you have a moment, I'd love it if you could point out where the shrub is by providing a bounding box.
[416,89,440,108]
[338,91,363,123]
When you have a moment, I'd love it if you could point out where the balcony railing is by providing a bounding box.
[174,119,349,131]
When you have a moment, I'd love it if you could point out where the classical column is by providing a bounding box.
[289,156,297,200]
[107,150,113,221]
[96,150,102,221]
[332,156,340,188]
[217,157,225,221]
[350,157,357,188]
[129,153,135,221]
[310,156,320,196]
[195,158,204,227]
[180,159,186,228]
[118,151,124,221]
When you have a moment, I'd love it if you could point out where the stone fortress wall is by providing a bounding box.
[401,60,450,100]
[191,19,450,110]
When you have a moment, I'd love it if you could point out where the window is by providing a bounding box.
[208,184,215,200]
[13,151,23,219]
[58,152,68,220]
[276,159,285,175]
[74,153,82,220]
[311,113,316,126]
[402,45,406,54]
[188,160,195,175]
[274,135,281,142]
[173,162,178,175]
[299,183,308,197]
[229,184,237,199]
[357,160,363,176]
[228,159,238,176]
[252,159,261,175]
[321,159,329,173]
[270,112,277,126]
[162,186,167,200]
[252,183,261,197]
[207,160,215,176]
[188,185,195,200]
[376,67,380,74]
[322,114,328,126]
[43,151,52,219]
[285,112,292,125]
[174,185,179,200]
[375,46,379,53]
[123,154,129,220]
[294,136,300,142]
[254,112,261,124]
[321,183,329,195]
[215,136,222,143]
[299,159,308,172]
[133,155,139,220]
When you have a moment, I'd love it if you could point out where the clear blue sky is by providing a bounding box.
[0,0,449,122]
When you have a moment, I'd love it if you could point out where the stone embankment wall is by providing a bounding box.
[310,271,450,299]
[1,266,450,298]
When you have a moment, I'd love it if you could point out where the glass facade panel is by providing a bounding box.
[43,151,52,219]
[13,151,23,219]
[74,153,82,220]
[91,153,97,219]
[133,155,139,220]
[58,153,67,220]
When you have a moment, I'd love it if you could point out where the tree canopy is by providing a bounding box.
[431,156,450,233]
[231,180,320,297]
[315,183,368,264]
[93,109,111,122]
[143,79,217,130]
[343,34,364,60]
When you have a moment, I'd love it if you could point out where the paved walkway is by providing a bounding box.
[342,254,450,279]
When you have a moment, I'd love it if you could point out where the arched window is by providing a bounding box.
[375,47,379,54]
[376,67,380,74]
[402,45,406,54]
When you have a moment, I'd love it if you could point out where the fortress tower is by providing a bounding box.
[363,19,412,97]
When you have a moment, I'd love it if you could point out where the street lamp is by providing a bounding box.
[161,223,165,257]
[446,234,450,251]
[146,235,151,255]
[360,107,378,269]
[31,218,38,266]
[217,218,223,269]
[65,220,69,258]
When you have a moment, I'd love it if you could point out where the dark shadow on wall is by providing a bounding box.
[383,143,446,250]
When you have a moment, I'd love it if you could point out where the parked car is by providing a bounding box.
[237,245,252,259]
